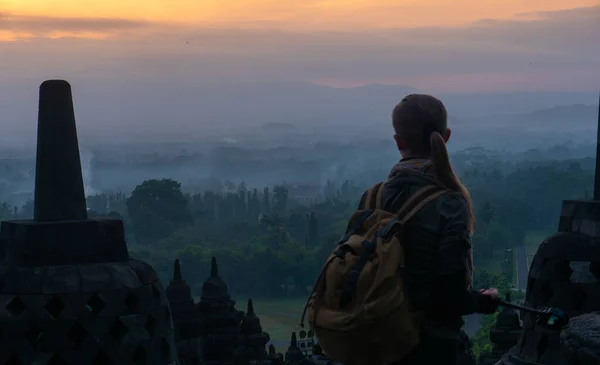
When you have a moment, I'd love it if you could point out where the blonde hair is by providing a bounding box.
[392,94,475,233]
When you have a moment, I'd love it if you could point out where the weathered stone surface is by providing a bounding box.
[0,80,180,365]
[284,332,306,364]
[561,313,600,365]
[197,257,244,363]
[1,219,129,266]
[457,330,476,365]
[237,298,270,361]
[559,201,600,237]
[34,79,87,222]
[486,293,522,363]
[166,259,203,340]
[498,226,600,364]
[176,336,203,365]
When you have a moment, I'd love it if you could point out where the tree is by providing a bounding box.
[249,189,260,219]
[308,211,318,241]
[262,187,271,215]
[86,194,108,214]
[127,179,192,245]
[273,185,289,214]
[19,200,34,219]
[478,202,495,226]
[0,202,12,220]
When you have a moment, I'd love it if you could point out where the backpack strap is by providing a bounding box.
[372,185,447,239]
[336,185,448,309]
[397,185,448,224]
[374,181,386,209]
[362,182,385,209]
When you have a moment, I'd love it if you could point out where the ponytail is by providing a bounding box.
[429,131,475,233]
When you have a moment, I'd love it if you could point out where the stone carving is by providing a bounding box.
[197,257,245,364]
[283,332,312,365]
[238,299,270,362]
[457,330,476,365]
[490,293,522,355]
[496,231,600,365]
[166,259,203,340]
[560,313,600,365]
[0,80,179,364]
[166,259,203,364]
[496,96,600,365]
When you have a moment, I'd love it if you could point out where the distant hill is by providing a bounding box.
[501,104,598,130]
[1,78,597,144]
[525,104,597,125]
[261,122,297,130]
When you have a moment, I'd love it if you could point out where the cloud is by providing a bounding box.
[0,5,598,93]
[0,12,152,36]
[520,5,600,21]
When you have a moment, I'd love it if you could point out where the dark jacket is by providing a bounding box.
[358,157,494,339]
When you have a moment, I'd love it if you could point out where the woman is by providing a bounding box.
[362,94,500,365]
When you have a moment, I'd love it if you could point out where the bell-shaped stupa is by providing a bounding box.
[0,80,179,364]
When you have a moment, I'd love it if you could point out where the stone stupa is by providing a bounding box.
[0,80,179,364]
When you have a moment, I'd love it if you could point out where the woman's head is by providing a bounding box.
[392,94,474,232]
[392,94,449,155]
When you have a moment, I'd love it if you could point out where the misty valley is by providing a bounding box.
[0,115,598,360]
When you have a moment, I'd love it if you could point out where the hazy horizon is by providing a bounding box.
[1,1,599,143]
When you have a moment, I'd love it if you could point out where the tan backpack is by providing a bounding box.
[299,182,448,365]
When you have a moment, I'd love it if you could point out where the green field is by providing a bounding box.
[523,230,550,267]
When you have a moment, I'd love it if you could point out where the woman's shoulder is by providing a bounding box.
[438,191,470,226]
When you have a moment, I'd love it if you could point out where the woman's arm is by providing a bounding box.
[410,193,498,317]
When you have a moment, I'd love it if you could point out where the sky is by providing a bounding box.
[0,1,599,142]
[1,0,598,90]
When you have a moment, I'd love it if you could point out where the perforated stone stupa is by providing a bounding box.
[496,94,600,365]
[0,80,179,364]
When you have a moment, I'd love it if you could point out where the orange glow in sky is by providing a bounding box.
[2,0,598,93]
[3,0,600,32]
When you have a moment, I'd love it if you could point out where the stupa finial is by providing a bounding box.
[34,80,87,221]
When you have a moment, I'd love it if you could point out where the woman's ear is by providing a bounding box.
[393,134,405,151]
[443,128,452,143]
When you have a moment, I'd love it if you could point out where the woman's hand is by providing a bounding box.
[479,288,500,300]
[476,288,501,314]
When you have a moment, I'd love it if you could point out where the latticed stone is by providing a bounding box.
[498,200,600,365]
[0,262,179,364]
[560,313,600,365]
[0,80,179,365]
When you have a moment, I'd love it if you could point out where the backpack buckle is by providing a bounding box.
[347,269,360,282]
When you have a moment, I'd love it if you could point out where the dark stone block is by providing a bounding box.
[0,264,48,294]
[0,80,180,365]
[128,260,160,285]
[0,218,129,267]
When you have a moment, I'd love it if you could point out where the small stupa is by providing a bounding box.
[284,332,307,365]
[166,259,203,339]
[166,259,203,364]
[197,257,244,364]
[237,298,270,361]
